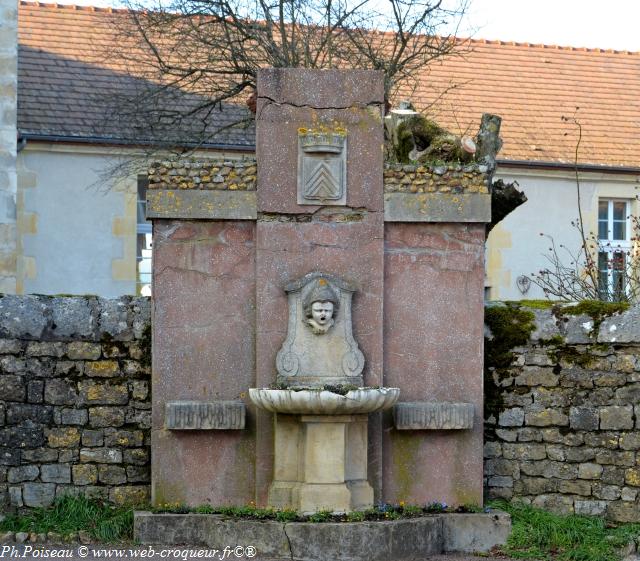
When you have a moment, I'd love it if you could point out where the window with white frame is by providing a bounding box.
[597,199,631,300]
[136,176,152,296]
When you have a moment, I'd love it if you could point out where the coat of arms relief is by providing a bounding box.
[297,126,347,206]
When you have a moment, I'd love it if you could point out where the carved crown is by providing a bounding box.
[299,130,346,154]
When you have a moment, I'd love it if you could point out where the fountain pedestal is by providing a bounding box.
[250,387,399,513]
[270,414,370,513]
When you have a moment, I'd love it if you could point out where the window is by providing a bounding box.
[597,199,631,301]
[137,176,152,296]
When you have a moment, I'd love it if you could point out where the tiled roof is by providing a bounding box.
[18,1,254,147]
[17,1,640,166]
[412,40,640,168]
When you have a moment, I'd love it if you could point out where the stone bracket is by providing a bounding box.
[393,402,474,430]
[164,401,246,430]
[147,190,257,220]
[384,193,491,223]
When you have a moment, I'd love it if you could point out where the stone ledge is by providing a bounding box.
[384,192,491,222]
[393,402,474,430]
[134,511,510,558]
[146,190,257,220]
[165,401,246,430]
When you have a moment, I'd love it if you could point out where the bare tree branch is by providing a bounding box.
[97,0,469,153]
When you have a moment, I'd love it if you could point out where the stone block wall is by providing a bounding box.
[3,293,640,520]
[484,303,640,522]
[0,295,151,511]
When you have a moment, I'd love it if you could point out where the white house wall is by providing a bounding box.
[16,143,245,297]
[487,167,640,301]
[0,0,18,294]
[14,145,640,299]
[17,144,137,297]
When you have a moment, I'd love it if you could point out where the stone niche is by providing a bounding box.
[149,68,489,509]
[276,272,364,387]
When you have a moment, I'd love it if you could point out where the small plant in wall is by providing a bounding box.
[531,216,640,303]
[529,110,640,303]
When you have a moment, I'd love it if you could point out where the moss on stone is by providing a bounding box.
[538,335,565,347]
[556,300,629,320]
[394,116,445,163]
[554,300,629,334]
[551,346,596,369]
[140,323,152,370]
[516,299,556,310]
[394,125,415,163]
[485,305,536,370]
[390,433,420,500]
[484,304,536,419]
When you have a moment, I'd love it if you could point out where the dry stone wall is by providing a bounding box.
[484,303,640,522]
[3,295,640,520]
[383,163,489,194]
[148,158,257,191]
[0,295,151,512]
[147,158,489,195]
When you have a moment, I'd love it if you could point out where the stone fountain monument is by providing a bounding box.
[251,271,398,513]
[144,69,490,516]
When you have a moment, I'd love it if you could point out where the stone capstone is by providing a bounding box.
[147,190,257,220]
[599,306,640,343]
[384,192,491,223]
[0,296,48,339]
[50,299,95,340]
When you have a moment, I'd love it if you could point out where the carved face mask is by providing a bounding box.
[311,301,334,325]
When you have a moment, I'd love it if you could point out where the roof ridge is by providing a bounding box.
[460,36,638,55]
[17,1,640,54]
[19,1,131,14]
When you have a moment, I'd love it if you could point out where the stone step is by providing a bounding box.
[134,510,511,561]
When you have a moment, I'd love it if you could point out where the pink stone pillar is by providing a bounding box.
[151,221,256,506]
[254,69,386,503]
[382,223,486,506]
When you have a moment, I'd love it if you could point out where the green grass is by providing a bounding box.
[491,500,640,561]
[0,495,135,542]
[151,501,477,521]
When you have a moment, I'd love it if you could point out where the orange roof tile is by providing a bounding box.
[17,1,640,167]
[408,39,640,168]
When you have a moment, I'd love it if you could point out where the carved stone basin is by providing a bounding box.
[249,387,399,415]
